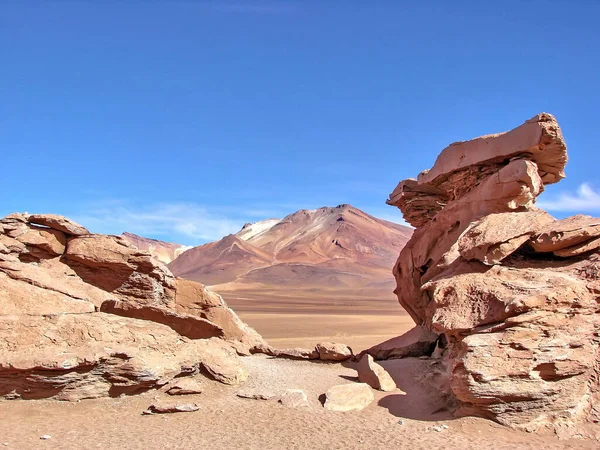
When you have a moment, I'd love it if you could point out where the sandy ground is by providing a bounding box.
[1,355,598,450]
[220,288,411,349]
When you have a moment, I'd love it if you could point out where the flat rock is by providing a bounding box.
[324,383,374,412]
[357,354,396,392]
[362,326,438,360]
[315,342,352,361]
[166,378,204,396]
[458,210,554,264]
[237,389,276,400]
[278,389,308,408]
[274,348,320,360]
[143,403,199,414]
[531,215,600,253]
[100,299,225,340]
[28,214,90,236]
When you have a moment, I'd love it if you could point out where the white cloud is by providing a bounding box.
[537,183,600,212]
[72,202,244,245]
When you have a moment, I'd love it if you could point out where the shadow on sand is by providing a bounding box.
[342,357,454,422]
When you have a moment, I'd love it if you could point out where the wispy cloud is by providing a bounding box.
[537,183,600,212]
[71,202,246,245]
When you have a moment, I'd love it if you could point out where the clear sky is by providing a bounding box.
[2,1,600,245]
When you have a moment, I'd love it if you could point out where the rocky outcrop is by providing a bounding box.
[0,213,267,401]
[386,113,600,431]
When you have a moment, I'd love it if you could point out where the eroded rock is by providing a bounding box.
[385,113,600,430]
[357,354,396,392]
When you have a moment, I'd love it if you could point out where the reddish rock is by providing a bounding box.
[166,378,204,395]
[362,326,438,360]
[100,299,225,340]
[274,348,320,360]
[385,113,600,430]
[27,214,90,236]
[315,342,352,361]
[357,354,396,392]
[143,403,199,414]
[0,213,266,401]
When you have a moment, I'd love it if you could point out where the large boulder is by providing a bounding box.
[0,313,247,401]
[385,113,600,431]
[0,213,268,401]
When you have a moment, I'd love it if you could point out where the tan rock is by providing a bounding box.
[27,214,90,236]
[0,313,222,401]
[166,378,204,395]
[385,113,600,430]
[0,212,266,402]
[143,403,199,414]
[458,210,554,264]
[324,383,374,412]
[100,299,225,340]
[15,226,66,258]
[362,326,438,360]
[315,342,352,361]
[196,338,249,385]
[274,348,320,360]
[278,389,308,408]
[530,215,600,253]
[357,354,396,392]
[237,389,276,400]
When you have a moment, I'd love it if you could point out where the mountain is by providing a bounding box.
[168,205,413,291]
[120,232,190,264]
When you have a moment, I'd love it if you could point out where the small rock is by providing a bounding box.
[274,348,320,360]
[278,389,309,408]
[166,378,203,396]
[357,354,396,392]
[237,389,276,400]
[397,419,404,425]
[315,342,353,361]
[431,424,449,432]
[142,403,200,415]
[40,435,51,440]
[324,383,374,412]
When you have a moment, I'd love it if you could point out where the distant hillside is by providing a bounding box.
[168,204,413,290]
[120,232,189,264]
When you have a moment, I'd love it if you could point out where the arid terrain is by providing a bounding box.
[3,356,598,450]
[167,204,414,349]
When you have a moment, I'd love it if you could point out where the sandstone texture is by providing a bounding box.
[357,354,396,392]
[315,342,353,361]
[278,389,309,408]
[324,383,374,412]
[0,213,267,401]
[386,113,600,430]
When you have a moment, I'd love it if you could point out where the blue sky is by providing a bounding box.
[2,1,600,245]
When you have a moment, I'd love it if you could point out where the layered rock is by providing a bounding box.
[386,113,600,430]
[0,213,266,401]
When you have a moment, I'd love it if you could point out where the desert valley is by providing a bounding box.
[2,113,600,449]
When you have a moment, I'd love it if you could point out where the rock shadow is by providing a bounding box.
[376,358,455,422]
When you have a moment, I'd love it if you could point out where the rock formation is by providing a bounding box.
[0,213,267,401]
[386,113,600,430]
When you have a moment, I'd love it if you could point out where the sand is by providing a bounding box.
[220,287,412,349]
[1,356,597,449]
